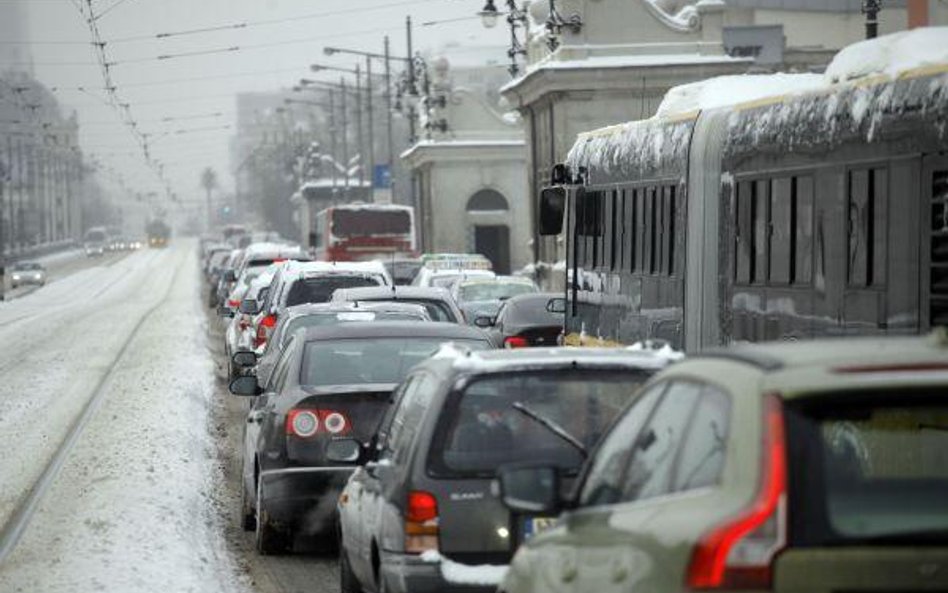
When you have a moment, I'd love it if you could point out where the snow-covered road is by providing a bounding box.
[0,242,251,593]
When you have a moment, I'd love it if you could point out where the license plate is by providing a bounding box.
[523,516,557,540]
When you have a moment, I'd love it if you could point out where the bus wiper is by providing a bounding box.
[512,402,587,458]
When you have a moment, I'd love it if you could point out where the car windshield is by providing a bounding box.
[300,337,489,386]
[285,276,381,307]
[13,263,41,271]
[280,312,426,348]
[429,370,652,478]
[787,393,948,545]
[458,281,536,302]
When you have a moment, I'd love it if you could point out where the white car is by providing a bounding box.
[10,262,47,288]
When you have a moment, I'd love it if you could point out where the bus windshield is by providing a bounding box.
[332,209,411,237]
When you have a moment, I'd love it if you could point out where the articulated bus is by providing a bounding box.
[312,203,417,262]
[539,29,948,351]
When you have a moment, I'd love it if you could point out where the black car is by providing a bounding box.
[474,292,565,348]
[331,347,679,593]
[229,321,494,554]
[253,301,433,387]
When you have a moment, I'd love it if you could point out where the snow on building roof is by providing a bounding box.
[500,52,748,94]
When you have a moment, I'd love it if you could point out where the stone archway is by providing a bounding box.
[466,190,510,274]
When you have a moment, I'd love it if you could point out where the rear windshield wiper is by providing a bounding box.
[511,402,587,458]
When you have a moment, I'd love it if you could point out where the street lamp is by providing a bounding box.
[478,0,500,28]
[479,0,528,76]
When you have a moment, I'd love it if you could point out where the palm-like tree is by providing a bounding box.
[200,167,218,229]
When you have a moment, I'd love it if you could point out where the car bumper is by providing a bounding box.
[258,466,355,530]
[381,552,504,593]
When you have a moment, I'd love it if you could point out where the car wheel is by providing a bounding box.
[255,490,290,554]
[240,480,256,532]
[340,551,363,593]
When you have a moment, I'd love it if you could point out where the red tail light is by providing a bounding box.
[254,314,276,348]
[687,394,786,590]
[227,299,239,308]
[285,408,351,438]
[503,336,529,349]
[405,490,439,553]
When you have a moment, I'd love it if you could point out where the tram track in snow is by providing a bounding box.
[0,248,187,565]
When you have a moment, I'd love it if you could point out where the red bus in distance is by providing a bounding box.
[313,203,417,262]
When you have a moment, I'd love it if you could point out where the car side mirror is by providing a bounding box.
[325,438,363,464]
[232,350,257,368]
[238,299,260,315]
[217,304,235,318]
[538,187,567,236]
[473,315,495,328]
[229,375,262,396]
[546,297,566,314]
[497,464,562,515]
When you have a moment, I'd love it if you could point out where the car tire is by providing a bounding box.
[340,551,363,593]
[240,481,256,532]
[255,491,290,555]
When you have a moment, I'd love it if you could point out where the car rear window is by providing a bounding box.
[508,300,561,326]
[357,298,457,323]
[280,312,426,348]
[787,391,948,546]
[429,370,653,478]
[301,337,489,386]
[285,276,381,307]
[458,281,536,302]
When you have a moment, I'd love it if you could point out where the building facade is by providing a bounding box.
[401,59,529,274]
[1,4,84,255]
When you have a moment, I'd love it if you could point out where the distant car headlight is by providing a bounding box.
[11,274,21,281]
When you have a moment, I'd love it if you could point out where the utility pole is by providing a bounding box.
[366,56,376,201]
[354,63,365,188]
[340,77,350,199]
[328,89,338,194]
[383,36,394,184]
[406,15,417,144]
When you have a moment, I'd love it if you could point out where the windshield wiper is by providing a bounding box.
[511,402,587,458]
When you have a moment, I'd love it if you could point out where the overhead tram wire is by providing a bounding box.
[74,0,176,199]
[105,0,440,44]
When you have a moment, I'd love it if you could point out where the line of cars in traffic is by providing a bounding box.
[200,236,948,593]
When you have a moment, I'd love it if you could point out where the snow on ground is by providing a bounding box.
[0,243,251,593]
[0,249,170,526]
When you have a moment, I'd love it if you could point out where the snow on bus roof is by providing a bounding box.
[330,202,413,212]
[825,27,948,83]
[570,27,948,148]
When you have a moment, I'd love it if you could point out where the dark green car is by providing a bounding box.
[500,330,948,593]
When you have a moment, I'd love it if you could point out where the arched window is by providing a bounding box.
[466,189,509,212]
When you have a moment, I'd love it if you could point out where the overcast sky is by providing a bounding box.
[22,0,506,208]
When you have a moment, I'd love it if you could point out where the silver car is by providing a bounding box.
[10,261,47,288]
